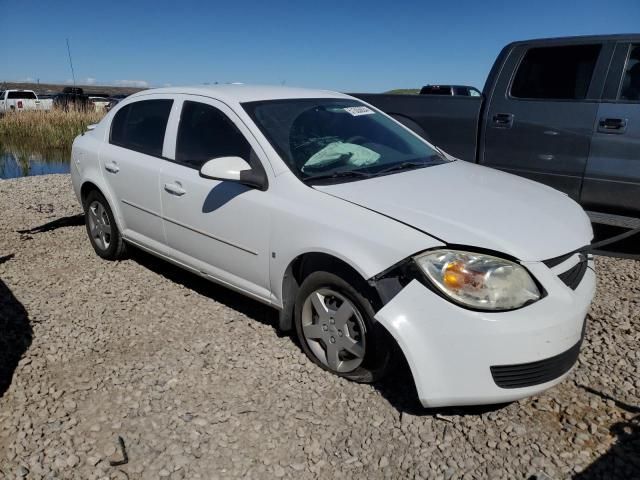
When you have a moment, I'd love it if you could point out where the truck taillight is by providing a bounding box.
[17,101,23,108]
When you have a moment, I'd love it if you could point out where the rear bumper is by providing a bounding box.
[374,260,595,408]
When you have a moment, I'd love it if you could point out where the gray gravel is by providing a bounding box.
[0,174,638,480]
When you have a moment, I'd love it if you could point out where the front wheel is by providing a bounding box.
[294,271,393,383]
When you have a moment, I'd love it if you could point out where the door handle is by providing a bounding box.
[104,161,119,173]
[492,113,514,129]
[598,117,627,134]
[164,182,186,196]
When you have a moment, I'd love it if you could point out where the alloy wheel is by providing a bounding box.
[87,200,112,251]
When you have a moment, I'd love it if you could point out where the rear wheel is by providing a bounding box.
[83,190,126,260]
[294,271,393,383]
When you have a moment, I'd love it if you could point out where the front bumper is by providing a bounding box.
[374,259,595,408]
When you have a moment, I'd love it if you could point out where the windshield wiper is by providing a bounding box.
[375,161,430,176]
[303,169,372,183]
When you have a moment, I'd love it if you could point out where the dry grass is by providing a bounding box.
[0,109,105,152]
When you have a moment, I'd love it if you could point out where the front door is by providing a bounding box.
[482,43,606,200]
[160,96,272,301]
[582,43,640,215]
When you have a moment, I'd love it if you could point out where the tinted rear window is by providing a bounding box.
[511,45,601,100]
[7,91,37,99]
[110,99,173,157]
[420,86,452,95]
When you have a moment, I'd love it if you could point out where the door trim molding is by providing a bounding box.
[121,199,161,217]
[122,199,258,256]
[163,216,258,256]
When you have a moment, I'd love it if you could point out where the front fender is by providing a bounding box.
[268,180,443,306]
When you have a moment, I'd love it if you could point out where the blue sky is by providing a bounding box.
[1,0,638,92]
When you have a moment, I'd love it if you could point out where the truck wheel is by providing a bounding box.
[294,271,393,383]
[83,190,127,260]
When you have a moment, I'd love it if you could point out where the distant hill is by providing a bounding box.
[0,82,145,96]
[385,88,420,95]
[2,82,423,97]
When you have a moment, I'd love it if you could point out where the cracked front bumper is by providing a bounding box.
[374,260,596,408]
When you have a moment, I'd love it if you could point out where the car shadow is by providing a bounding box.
[572,385,640,479]
[371,353,510,416]
[128,247,278,328]
[0,277,33,397]
[202,182,250,213]
[16,213,85,235]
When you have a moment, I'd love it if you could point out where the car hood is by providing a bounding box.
[314,161,592,262]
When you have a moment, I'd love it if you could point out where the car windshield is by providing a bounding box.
[242,98,448,182]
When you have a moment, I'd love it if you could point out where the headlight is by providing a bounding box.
[414,249,541,311]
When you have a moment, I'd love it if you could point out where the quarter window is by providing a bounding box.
[110,99,173,157]
[511,45,601,100]
[619,44,640,101]
[176,101,252,169]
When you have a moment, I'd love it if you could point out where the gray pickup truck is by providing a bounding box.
[354,34,640,225]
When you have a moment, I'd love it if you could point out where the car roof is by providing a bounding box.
[127,84,352,104]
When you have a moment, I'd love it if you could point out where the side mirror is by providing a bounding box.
[199,156,267,190]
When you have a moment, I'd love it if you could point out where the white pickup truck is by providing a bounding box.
[0,89,51,113]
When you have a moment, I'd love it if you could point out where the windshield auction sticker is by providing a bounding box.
[343,106,375,116]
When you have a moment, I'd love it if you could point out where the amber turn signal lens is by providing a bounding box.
[443,262,466,290]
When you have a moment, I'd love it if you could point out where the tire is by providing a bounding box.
[294,271,393,383]
[83,190,127,260]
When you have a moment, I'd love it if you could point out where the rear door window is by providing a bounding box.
[110,99,173,157]
[175,101,252,169]
[619,44,640,101]
[511,45,601,100]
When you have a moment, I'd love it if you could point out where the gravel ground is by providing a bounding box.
[0,174,638,480]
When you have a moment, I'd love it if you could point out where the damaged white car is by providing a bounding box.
[71,85,595,407]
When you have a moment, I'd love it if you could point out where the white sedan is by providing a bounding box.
[70,85,595,407]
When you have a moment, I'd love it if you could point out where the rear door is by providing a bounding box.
[582,42,640,215]
[99,96,175,248]
[481,42,609,200]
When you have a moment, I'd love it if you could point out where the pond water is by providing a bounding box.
[0,145,70,179]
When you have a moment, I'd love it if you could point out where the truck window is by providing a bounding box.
[511,45,601,100]
[420,86,453,95]
[110,99,173,157]
[7,91,37,100]
[619,45,640,101]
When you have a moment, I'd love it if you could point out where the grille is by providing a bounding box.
[557,258,588,290]
[490,340,582,389]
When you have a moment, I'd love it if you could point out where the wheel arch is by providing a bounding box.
[80,180,101,206]
[277,251,382,332]
[78,177,123,231]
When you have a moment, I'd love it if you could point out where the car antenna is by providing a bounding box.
[66,38,77,88]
